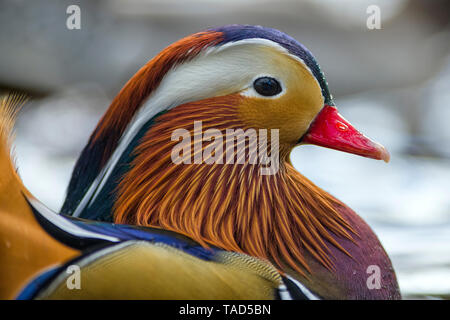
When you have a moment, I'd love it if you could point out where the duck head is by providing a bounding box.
[62,25,399,299]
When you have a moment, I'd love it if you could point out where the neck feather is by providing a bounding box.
[114,95,355,275]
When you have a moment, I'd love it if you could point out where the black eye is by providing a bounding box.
[253,77,282,96]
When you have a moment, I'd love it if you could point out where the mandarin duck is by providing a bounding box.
[0,25,400,300]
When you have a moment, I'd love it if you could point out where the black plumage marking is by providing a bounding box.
[62,111,166,221]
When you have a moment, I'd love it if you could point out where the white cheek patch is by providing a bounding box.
[72,38,317,217]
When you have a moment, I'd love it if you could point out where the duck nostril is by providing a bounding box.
[336,121,348,132]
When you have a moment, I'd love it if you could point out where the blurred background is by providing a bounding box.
[1,0,449,299]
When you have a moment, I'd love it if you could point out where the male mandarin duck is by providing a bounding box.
[0,25,401,300]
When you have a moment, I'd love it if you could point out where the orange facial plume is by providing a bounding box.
[114,94,355,276]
